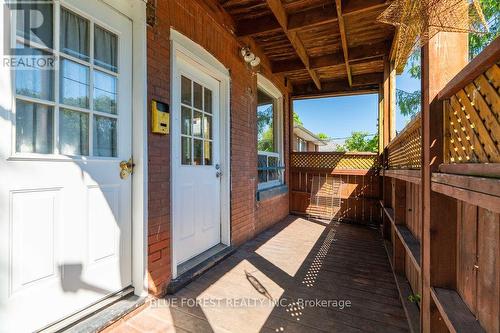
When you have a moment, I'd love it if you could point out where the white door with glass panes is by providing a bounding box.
[0,1,132,331]
[172,56,221,265]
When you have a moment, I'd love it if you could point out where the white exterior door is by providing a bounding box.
[172,55,222,265]
[0,1,133,332]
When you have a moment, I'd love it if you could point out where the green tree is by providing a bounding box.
[258,127,274,152]
[293,112,303,125]
[469,0,499,58]
[337,131,378,153]
[317,132,329,140]
[397,0,499,117]
[396,89,421,118]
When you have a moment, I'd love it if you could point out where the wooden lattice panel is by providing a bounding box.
[291,152,378,170]
[444,63,500,164]
[387,114,422,169]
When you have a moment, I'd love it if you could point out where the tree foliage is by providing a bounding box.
[396,89,421,118]
[293,112,303,125]
[336,131,378,153]
[257,104,274,152]
[469,0,500,58]
[397,0,499,117]
[317,132,329,139]
[258,126,274,152]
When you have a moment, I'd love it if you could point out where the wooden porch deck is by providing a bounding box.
[105,216,409,333]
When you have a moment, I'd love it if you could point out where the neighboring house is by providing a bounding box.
[293,124,326,152]
[319,139,344,152]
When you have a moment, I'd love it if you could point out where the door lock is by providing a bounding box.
[216,171,222,178]
[120,158,135,179]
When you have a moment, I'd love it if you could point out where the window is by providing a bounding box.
[297,138,307,152]
[257,75,284,190]
[180,76,213,166]
[14,4,119,157]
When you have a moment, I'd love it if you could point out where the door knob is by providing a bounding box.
[120,158,135,179]
[216,171,222,178]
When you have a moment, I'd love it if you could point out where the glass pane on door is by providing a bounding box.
[59,109,89,156]
[94,26,117,72]
[60,59,89,108]
[16,100,53,153]
[93,115,117,157]
[94,71,117,114]
[60,8,90,61]
[15,45,54,101]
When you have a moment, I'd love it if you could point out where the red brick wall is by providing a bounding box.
[146,0,290,296]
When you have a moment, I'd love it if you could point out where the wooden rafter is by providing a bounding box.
[265,0,321,90]
[335,0,352,87]
[272,40,390,73]
[236,0,389,37]
[292,74,382,98]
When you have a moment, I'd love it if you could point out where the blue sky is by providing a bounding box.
[293,68,421,139]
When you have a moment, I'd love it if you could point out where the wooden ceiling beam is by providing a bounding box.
[266,0,321,90]
[335,0,352,87]
[235,0,389,37]
[272,40,390,73]
[292,77,380,99]
[343,0,390,16]
[292,74,382,98]
[288,6,338,31]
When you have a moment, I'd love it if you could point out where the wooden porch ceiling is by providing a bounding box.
[219,0,395,97]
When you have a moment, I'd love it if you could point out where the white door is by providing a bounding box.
[0,1,133,332]
[172,55,222,265]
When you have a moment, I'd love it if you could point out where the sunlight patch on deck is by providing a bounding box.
[197,260,284,333]
[255,218,325,276]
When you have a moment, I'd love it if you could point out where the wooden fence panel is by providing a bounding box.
[290,152,380,225]
[444,63,500,164]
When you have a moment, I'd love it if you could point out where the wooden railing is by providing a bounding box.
[439,40,500,177]
[386,113,422,170]
[290,152,380,224]
[380,38,499,333]
[291,151,379,171]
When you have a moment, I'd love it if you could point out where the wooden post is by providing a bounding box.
[420,32,468,333]
[378,85,384,153]
[382,59,396,148]
[389,63,397,141]
[383,59,391,148]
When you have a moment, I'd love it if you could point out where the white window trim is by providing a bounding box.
[257,73,283,191]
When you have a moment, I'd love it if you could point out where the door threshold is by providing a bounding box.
[167,244,235,294]
[37,287,145,333]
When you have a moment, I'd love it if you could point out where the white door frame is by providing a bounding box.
[170,29,231,279]
[0,0,148,318]
[86,0,149,299]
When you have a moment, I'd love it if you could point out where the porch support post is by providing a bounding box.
[389,62,396,141]
[378,85,384,153]
[420,32,468,332]
[382,58,396,148]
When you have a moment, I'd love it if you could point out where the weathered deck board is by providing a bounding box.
[104,216,409,333]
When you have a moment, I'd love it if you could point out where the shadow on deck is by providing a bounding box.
[105,216,409,333]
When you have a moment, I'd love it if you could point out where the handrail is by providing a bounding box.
[386,113,422,170]
[290,151,379,171]
[387,112,422,150]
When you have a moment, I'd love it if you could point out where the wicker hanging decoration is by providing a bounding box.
[377,0,488,73]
